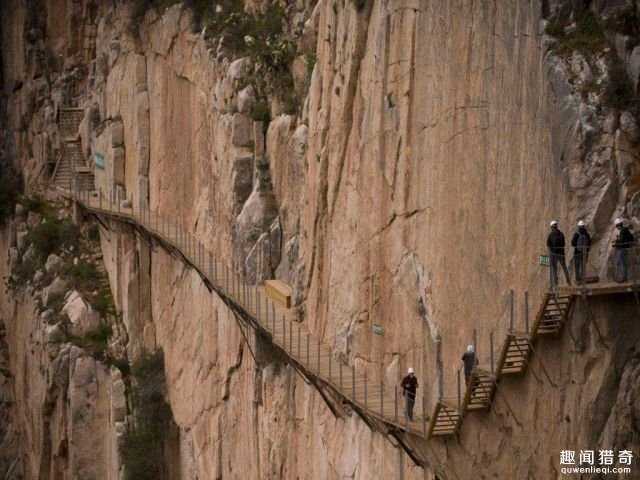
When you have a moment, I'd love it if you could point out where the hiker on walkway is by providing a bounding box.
[571,220,591,284]
[461,345,477,385]
[613,218,635,283]
[547,220,571,289]
[401,368,418,421]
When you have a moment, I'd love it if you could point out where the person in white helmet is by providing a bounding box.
[571,220,591,284]
[401,367,418,421]
[613,218,635,282]
[461,345,478,385]
[547,220,571,289]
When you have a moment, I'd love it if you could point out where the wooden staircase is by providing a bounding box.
[462,368,496,411]
[53,109,94,192]
[51,148,74,190]
[428,400,461,437]
[59,108,84,139]
[497,334,532,376]
[532,293,573,337]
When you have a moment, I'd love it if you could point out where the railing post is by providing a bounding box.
[317,339,321,375]
[306,333,310,368]
[289,316,292,354]
[394,386,398,422]
[524,290,530,333]
[457,367,461,411]
[329,350,332,382]
[509,289,515,332]
[272,303,276,336]
[422,394,427,435]
[364,370,368,410]
[339,360,343,391]
[208,252,212,282]
[436,335,443,401]
[380,379,383,417]
[473,329,478,363]
[353,365,356,401]
[264,292,269,327]
[297,323,300,359]
[243,282,247,308]
[490,331,495,375]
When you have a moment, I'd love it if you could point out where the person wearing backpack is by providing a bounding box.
[571,220,591,284]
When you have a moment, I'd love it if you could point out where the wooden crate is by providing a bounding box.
[264,280,293,308]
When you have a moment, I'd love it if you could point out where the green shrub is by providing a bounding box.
[85,323,113,348]
[87,224,100,242]
[603,6,640,41]
[65,259,116,316]
[130,0,181,36]
[26,217,80,260]
[545,18,565,38]
[69,322,113,355]
[8,257,38,288]
[250,98,271,123]
[65,260,101,290]
[122,351,174,480]
[109,357,131,376]
[92,288,116,317]
[549,11,608,56]
[20,194,49,215]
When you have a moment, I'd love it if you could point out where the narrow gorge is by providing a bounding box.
[1,1,640,479]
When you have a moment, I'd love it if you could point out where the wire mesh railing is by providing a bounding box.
[63,182,640,441]
[65,185,430,437]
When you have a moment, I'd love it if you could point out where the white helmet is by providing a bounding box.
[578,220,585,227]
[615,217,624,226]
[550,220,558,227]
[467,345,474,353]
[407,367,414,374]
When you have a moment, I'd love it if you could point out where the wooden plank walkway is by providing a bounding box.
[66,188,429,437]
[54,105,640,465]
[558,282,639,297]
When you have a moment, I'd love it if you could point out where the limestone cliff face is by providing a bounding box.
[2,0,640,479]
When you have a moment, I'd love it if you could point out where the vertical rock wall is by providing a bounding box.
[2,0,640,479]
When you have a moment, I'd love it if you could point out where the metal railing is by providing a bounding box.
[547,243,640,289]
[64,183,638,442]
[66,185,429,437]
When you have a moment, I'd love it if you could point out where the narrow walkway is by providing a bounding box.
[68,189,429,437]
[54,108,639,467]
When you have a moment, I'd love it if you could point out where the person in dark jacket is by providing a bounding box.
[401,368,418,421]
[613,218,635,283]
[547,220,571,289]
[461,345,478,385]
[571,220,591,284]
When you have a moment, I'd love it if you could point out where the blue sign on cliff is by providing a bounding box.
[95,152,105,169]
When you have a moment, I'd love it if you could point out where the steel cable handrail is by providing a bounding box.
[69,186,429,436]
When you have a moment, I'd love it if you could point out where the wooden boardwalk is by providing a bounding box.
[64,188,640,450]
[54,108,640,466]
[66,188,429,438]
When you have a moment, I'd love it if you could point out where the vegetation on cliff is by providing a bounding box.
[7,198,117,358]
[545,7,639,115]
[132,0,301,116]
[121,351,175,480]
